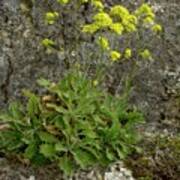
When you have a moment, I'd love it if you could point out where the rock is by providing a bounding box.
[4,0,20,13]
[105,161,135,180]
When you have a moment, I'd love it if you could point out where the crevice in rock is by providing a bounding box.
[0,56,13,104]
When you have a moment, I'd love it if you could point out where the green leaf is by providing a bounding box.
[72,148,96,169]
[31,153,48,166]
[58,155,74,176]
[23,90,40,118]
[106,148,115,161]
[81,146,100,160]
[55,142,67,152]
[93,115,106,126]
[76,121,97,139]
[81,138,101,151]
[83,129,97,139]
[135,146,143,154]
[116,147,126,159]
[37,78,51,87]
[24,142,37,159]
[38,131,58,143]
[40,144,56,158]
[45,103,67,114]
[100,105,114,120]
[8,102,23,120]
[0,113,14,122]
[105,122,120,142]
[0,130,23,151]
[54,116,65,129]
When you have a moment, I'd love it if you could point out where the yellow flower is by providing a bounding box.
[140,49,151,59]
[41,38,55,47]
[123,19,137,32]
[124,48,132,59]
[92,0,104,10]
[98,36,110,50]
[135,3,154,17]
[45,12,59,24]
[151,24,162,33]
[143,17,154,24]
[110,51,121,61]
[128,15,138,24]
[93,80,98,86]
[93,12,112,28]
[147,12,155,19]
[82,24,99,34]
[57,0,69,4]
[81,0,88,3]
[110,23,124,35]
[110,5,130,19]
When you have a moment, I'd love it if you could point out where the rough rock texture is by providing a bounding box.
[137,0,180,133]
[0,0,179,179]
[0,0,66,107]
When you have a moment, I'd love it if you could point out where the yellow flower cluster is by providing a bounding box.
[110,5,129,18]
[110,23,124,35]
[110,5,137,32]
[135,3,162,32]
[41,38,55,47]
[110,51,121,61]
[135,4,155,21]
[93,12,113,27]
[42,2,161,64]
[110,48,133,62]
[57,0,69,4]
[151,24,162,33]
[82,4,138,34]
[58,0,103,7]
[82,24,99,34]
[82,12,112,33]
[92,0,104,10]
[140,49,151,59]
[124,48,132,59]
[93,80,98,86]
[55,1,162,34]
[97,35,134,61]
[45,12,59,25]
[98,36,110,50]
